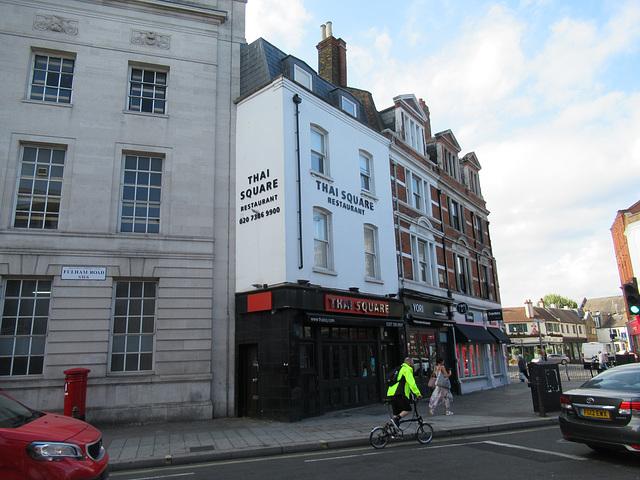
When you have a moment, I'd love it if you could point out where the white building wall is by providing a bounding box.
[236,78,397,295]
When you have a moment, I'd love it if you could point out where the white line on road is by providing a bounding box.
[125,473,195,480]
[483,440,587,461]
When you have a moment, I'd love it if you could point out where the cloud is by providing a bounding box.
[245,0,312,50]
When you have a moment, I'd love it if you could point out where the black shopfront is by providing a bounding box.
[236,283,404,422]
[400,289,458,394]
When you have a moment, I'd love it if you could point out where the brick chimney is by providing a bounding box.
[524,299,535,319]
[317,22,347,87]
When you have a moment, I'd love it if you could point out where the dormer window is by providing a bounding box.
[341,96,357,116]
[444,149,458,180]
[294,65,312,89]
[469,170,481,195]
[404,114,424,153]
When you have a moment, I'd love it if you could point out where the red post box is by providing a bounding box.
[64,368,91,420]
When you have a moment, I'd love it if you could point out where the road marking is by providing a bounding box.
[123,473,194,480]
[483,440,586,461]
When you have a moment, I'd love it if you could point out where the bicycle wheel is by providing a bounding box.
[416,422,434,444]
[370,426,390,449]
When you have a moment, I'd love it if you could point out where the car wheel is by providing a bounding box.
[561,360,567,365]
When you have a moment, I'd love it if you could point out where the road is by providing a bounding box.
[110,426,640,480]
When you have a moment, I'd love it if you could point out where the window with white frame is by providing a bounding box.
[480,264,492,300]
[110,280,156,372]
[508,323,528,333]
[449,198,464,232]
[476,215,485,243]
[310,127,328,175]
[29,53,75,104]
[0,279,50,376]
[404,115,424,152]
[454,253,472,294]
[341,97,357,116]
[364,225,379,279]
[444,149,458,179]
[120,154,163,233]
[294,65,312,89]
[14,145,65,229]
[469,170,481,195]
[359,152,373,193]
[414,237,438,286]
[409,173,423,211]
[313,208,332,269]
[128,66,167,114]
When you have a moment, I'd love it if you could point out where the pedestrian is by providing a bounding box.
[540,350,548,361]
[517,354,529,382]
[387,357,422,429]
[429,356,453,415]
[598,350,608,372]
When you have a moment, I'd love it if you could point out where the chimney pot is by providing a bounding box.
[321,24,326,40]
[327,21,333,37]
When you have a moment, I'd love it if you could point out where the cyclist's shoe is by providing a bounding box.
[390,416,400,431]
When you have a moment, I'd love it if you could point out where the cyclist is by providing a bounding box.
[387,357,422,429]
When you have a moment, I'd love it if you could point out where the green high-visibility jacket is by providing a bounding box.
[387,362,421,398]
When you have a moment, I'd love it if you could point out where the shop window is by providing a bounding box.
[456,343,485,379]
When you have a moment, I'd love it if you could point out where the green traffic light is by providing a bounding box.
[631,305,640,315]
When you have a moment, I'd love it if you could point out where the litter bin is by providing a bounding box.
[528,361,562,414]
[64,368,91,420]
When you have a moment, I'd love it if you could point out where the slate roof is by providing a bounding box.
[239,38,371,126]
[583,296,625,315]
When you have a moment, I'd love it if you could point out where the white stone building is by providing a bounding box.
[0,0,245,423]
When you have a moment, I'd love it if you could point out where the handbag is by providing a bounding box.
[428,376,436,388]
[436,372,451,389]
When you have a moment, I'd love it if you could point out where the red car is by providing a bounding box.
[0,390,109,480]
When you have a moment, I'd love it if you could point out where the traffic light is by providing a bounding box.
[623,281,640,316]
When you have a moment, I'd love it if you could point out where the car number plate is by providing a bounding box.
[580,408,610,419]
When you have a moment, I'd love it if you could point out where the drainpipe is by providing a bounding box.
[293,94,304,268]
[436,189,449,291]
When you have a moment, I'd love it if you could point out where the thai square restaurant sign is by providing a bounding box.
[325,295,389,316]
[61,267,107,280]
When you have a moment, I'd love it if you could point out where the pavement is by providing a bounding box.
[99,377,586,472]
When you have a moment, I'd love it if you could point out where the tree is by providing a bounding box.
[542,294,577,309]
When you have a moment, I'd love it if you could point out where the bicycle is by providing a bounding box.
[369,395,434,449]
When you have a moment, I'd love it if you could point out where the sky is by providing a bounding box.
[245,0,640,308]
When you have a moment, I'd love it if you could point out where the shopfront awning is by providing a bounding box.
[488,327,512,344]
[454,324,496,344]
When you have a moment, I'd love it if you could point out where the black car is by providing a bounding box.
[559,363,640,452]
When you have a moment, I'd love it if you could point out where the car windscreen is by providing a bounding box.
[580,369,640,391]
[0,393,39,428]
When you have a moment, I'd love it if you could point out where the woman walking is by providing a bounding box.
[429,356,453,415]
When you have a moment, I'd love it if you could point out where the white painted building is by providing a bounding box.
[0,0,245,423]
[235,38,403,421]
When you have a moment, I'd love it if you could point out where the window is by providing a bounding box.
[0,279,50,376]
[310,128,327,175]
[294,65,312,89]
[449,198,464,232]
[444,149,457,179]
[469,170,481,195]
[410,173,422,210]
[404,115,424,152]
[14,146,65,229]
[456,343,485,378]
[313,209,332,269]
[110,281,156,372]
[360,152,372,192]
[128,67,167,114]
[480,265,492,300]
[454,254,472,294]
[120,154,163,233]
[476,215,485,243]
[414,237,437,286]
[364,225,379,279]
[508,323,528,333]
[29,54,74,104]
[342,97,357,116]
